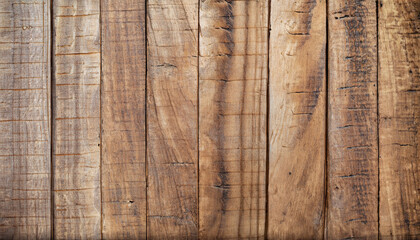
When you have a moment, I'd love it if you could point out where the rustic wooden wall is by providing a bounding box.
[0,0,418,239]
[0,0,51,238]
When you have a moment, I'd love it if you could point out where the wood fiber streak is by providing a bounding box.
[327,0,378,239]
[53,1,101,239]
[379,0,420,239]
[199,0,268,238]
[101,1,147,239]
[268,0,326,239]
[147,0,199,238]
[0,0,51,238]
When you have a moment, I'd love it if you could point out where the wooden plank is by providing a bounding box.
[0,0,51,238]
[199,0,267,238]
[378,1,420,238]
[52,1,101,239]
[147,0,199,238]
[267,0,326,239]
[101,0,147,238]
[327,0,378,238]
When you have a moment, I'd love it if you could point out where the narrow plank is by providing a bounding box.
[327,0,378,239]
[199,0,268,238]
[378,1,420,238]
[53,1,101,239]
[0,0,51,238]
[147,0,199,238]
[268,0,326,239]
[101,0,147,238]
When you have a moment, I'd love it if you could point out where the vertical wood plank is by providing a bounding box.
[199,0,268,238]
[0,0,51,238]
[268,0,326,239]
[378,1,420,238]
[147,0,199,238]
[327,0,378,238]
[101,0,147,239]
[53,1,101,239]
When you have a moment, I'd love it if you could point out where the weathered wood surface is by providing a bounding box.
[199,0,268,238]
[0,0,51,238]
[378,0,420,238]
[101,0,147,239]
[147,0,199,238]
[1,0,420,238]
[268,0,326,239]
[53,0,101,239]
[327,0,379,239]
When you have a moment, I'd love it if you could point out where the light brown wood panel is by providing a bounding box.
[0,1,51,238]
[268,0,326,239]
[101,1,147,239]
[378,1,420,238]
[199,0,268,238]
[147,0,199,238]
[327,0,378,239]
[53,1,101,239]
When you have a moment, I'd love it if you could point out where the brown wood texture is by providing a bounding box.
[0,0,51,238]
[1,0,420,239]
[327,0,379,239]
[199,0,268,238]
[268,0,326,239]
[146,0,199,238]
[53,0,101,239]
[378,1,420,238]
[101,1,147,239]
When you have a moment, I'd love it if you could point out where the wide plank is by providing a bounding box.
[101,0,147,239]
[0,1,51,238]
[378,0,420,238]
[268,0,326,239]
[327,0,378,238]
[199,0,268,238]
[147,0,199,238]
[53,1,101,239]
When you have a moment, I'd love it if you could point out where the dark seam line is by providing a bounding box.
[323,1,329,239]
[99,0,103,239]
[145,0,149,238]
[50,0,55,238]
[376,1,380,238]
[264,0,272,238]
[197,0,200,238]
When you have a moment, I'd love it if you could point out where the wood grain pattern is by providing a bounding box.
[101,1,147,239]
[53,1,101,239]
[268,0,326,239]
[0,0,51,238]
[199,0,268,238]
[327,0,378,238]
[378,1,420,238]
[147,0,199,238]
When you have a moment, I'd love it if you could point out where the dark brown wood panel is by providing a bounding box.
[327,0,379,238]
[379,0,420,238]
[101,0,147,238]
[147,0,199,238]
[0,0,51,238]
[199,0,268,238]
[268,0,326,239]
